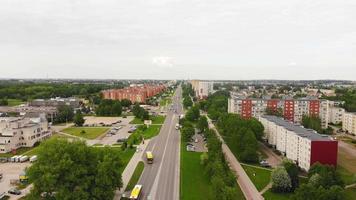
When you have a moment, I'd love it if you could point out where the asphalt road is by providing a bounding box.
[137,86,182,200]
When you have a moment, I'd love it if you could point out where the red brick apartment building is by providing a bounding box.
[102,84,166,103]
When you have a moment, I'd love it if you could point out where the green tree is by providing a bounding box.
[271,167,292,193]
[27,139,123,200]
[55,105,74,123]
[283,159,299,191]
[0,99,8,106]
[73,110,85,126]
[181,126,195,142]
[197,116,208,133]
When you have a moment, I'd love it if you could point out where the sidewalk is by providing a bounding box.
[207,116,264,200]
[114,140,150,200]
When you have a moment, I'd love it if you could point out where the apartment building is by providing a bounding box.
[228,95,342,128]
[29,97,81,109]
[102,84,166,103]
[0,114,52,153]
[260,115,338,171]
[190,80,214,99]
[342,112,356,135]
[328,107,345,125]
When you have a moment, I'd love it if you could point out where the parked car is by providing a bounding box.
[260,160,271,168]
[8,188,21,195]
[117,138,128,143]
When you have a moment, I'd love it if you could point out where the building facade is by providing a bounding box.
[228,95,342,129]
[0,114,51,153]
[342,112,356,135]
[259,115,338,171]
[190,80,214,99]
[102,84,166,103]
[29,97,81,109]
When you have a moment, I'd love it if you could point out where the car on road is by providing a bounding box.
[8,188,21,195]
[117,137,128,143]
[260,160,271,168]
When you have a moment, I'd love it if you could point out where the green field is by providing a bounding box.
[125,161,145,192]
[127,125,162,145]
[62,127,109,139]
[141,125,162,139]
[7,99,25,106]
[180,144,214,200]
[159,97,172,107]
[130,115,166,124]
[344,188,356,200]
[263,190,292,200]
[241,164,272,191]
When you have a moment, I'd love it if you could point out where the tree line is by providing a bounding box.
[302,115,333,135]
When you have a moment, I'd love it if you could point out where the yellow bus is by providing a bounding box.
[146,151,153,164]
[130,185,142,200]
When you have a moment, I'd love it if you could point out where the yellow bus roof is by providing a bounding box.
[130,185,142,198]
[146,151,153,159]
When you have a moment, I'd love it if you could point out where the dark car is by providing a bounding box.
[8,188,21,195]
[117,138,128,143]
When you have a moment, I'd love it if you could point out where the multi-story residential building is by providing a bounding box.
[190,80,214,99]
[342,112,356,135]
[259,115,338,171]
[29,97,81,109]
[0,114,52,153]
[328,107,345,125]
[228,95,343,129]
[102,84,166,103]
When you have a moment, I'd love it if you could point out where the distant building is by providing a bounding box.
[29,97,81,109]
[101,84,166,103]
[0,114,52,153]
[328,107,345,125]
[228,95,344,129]
[342,112,356,135]
[260,115,338,171]
[190,80,214,99]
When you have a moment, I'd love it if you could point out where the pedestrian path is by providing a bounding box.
[114,140,150,200]
[206,116,264,200]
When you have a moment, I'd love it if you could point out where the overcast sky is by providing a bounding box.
[0,0,355,80]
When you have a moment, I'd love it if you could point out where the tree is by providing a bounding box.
[181,126,195,142]
[55,105,74,123]
[120,99,132,107]
[239,129,259,163]
[185,106,200,122]
[308,162,344,188]
[96,99,122,116]
[0,99,8,106]
[27,139,123,200]
[283,159,299,191]
[271,167,292,193]
[197,116,208,133]
[73,111,85,126]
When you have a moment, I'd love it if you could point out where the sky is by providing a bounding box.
[0,0,355,80]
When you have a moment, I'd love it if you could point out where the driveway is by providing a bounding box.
[0,162,31,199]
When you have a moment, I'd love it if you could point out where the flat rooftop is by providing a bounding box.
[261,115,333,141]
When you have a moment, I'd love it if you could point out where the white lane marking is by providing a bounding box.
[149,114,175,199]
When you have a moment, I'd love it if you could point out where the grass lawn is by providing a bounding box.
[62,127,109,139]
[159,97,172,107]
[0,147,34,158]
[130,115,166,124]
[337,165,356,185]
[338,144,356,176]
[118,148,136,173]
[344,188,356,200]
[125,161,145,192]
[7,99,25,106]
[142,125,162,139]
[241,164,272,191]
[181,142,214,200]
[263,190,292,200]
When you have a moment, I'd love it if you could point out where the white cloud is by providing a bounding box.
[152,57,174,68]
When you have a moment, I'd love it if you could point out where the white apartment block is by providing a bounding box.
[342,112,356,135]
[190,80,214,99]
[328,107,345,125]
[228,95,344,129]
[260,115,338,171]
[0,114,51,153]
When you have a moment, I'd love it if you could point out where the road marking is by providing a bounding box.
[149,114,176,199]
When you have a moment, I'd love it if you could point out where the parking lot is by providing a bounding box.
[85,116,136,146]
[0,162,31,199]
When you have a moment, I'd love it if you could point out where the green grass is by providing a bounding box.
[141,125,162,139]
[344,188,356,200]
[181,142,214,200]
[241,164,272,191]
[7,99,25,106]
[159,97,172,107]
[118,148,136,173]
[337,165,356,185]
[125,161,145,192]
[263,190,292,200]
[130,115,166,124]
[0,147,34,158]
[62,127,109,139]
